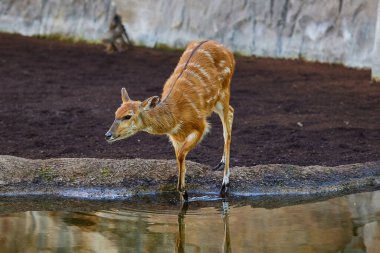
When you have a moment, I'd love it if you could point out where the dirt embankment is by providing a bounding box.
[0,33,379,167]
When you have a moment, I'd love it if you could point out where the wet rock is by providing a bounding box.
[0,155,379,198]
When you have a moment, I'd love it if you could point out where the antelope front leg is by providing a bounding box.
[176,151,189,202]
[173,131,203,202]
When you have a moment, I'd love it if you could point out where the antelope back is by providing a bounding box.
[162,40,235,117]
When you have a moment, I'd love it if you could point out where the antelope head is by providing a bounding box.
[105,88,160,142]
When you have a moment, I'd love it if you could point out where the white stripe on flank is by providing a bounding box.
[181,79,205,106]
[222,67,231,75]
[188,63,210,80]
[182,93,202,118]
[185,69,210,92]
[197,49,214,63]
[218,60,226,67]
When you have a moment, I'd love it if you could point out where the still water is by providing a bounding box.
[0,191,379,253]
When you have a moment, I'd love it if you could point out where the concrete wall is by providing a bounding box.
[0,0,115,40]
[0,0,379,79]
[373,2,380,81]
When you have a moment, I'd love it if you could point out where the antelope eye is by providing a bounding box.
[122,115,132,120]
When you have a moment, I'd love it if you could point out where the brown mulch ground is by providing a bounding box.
[0,33,379,167]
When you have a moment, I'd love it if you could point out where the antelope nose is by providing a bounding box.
[105,131,113,140]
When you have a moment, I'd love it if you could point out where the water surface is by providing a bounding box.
[0,191,379,253]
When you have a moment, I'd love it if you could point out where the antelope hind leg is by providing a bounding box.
[220,105,234,198]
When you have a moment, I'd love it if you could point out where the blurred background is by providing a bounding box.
[1,0,380,80]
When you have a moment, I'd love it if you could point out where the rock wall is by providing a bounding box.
[0,0,115,40]
[1,0,379,79]
[117,0,380,79]
[373,2,380,81]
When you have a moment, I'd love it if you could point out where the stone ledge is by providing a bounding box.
[0,155,379,199]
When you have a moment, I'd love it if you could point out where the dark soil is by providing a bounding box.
[0,33,379,167]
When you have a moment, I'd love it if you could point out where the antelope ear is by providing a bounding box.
[140,96,160,111]
[121,88,130,102]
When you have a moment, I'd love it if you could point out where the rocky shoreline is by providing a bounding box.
[1,155,379,200]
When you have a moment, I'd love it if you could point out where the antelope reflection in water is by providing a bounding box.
[175,201,232,253]
[1,191,380,252]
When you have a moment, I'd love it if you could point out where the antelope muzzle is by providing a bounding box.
[105,120,121,142]
[105,131,114,141]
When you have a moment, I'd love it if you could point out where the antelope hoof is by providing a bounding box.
[219,183,230,198]
[213,161,225,171]
[180,200,189,212]
[180,191,189,203]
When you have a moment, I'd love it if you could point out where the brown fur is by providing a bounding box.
[106,40,235,201]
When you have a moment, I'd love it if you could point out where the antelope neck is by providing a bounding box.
[140,103,175,134]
